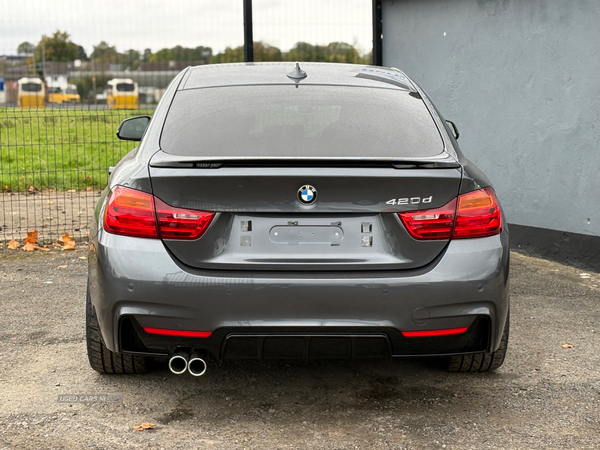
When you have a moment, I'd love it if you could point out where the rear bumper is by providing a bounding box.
[89,228,509,359]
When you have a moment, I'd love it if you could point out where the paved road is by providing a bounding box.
[0,249,598,449]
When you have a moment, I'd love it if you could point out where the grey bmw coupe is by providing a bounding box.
[87,62,509,376]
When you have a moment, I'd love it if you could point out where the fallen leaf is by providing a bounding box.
[47,200,56,205]
[67,189,76,193]
[8,240,20,249]
[561,344,574,349]
[86,186,94,191]
[58,265,68,269]
[133,422,155,431]
[24,230,38,245]
[52,242,62,247]
[60,233,76,250]
[22,242,40,252]
[79,256,87,260]
[39,246,50,252]
[28,186,34,192]
[3,185,9,190]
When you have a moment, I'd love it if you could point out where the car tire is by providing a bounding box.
[446,312,509,373]
[86,286,148,374]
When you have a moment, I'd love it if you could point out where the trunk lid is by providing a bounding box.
[148,153,462,271]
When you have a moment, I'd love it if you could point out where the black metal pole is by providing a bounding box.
[243,0,254,62]
[372,0,383,66]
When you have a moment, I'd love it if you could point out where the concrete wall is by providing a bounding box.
[382,0,600,237]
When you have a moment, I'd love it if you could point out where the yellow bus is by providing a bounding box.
[107,78,138,110]
[48,84,81,105]
[17,78,45,108]
[48,86,62,105]
[63,84,81,103]
[48,86,63,104]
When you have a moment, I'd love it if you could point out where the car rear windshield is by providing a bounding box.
[160,85,443,159]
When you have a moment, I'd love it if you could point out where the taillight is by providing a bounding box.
[399,187,502,240]
[104,186,214,240]
[397,199,457,240]
[155,198,214,240]
[453,187,502,238]
[104,186,158,238]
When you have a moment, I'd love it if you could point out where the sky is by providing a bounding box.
[1,0,373,56]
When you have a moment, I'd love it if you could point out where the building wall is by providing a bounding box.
[382,0,600,237]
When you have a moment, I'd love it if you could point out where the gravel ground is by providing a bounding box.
[0,249,599,449]
[0,191,100,243]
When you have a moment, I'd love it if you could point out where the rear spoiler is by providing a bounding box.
[149,151,461,170]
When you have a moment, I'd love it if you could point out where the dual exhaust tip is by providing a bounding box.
[168,350,207,377]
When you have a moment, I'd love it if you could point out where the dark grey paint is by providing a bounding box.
[148,165,461,212]
[182,63,415,91]
[163,213,451,271]
[89,228,509,356]
[89,63,509,362]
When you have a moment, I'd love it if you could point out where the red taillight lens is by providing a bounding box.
[398,199,457,240]
[104,186,158,238]
[104,186,214,240]
[453,187,502,238]
[143,327,212,338]
[398,187,502,240]
[401,327,468,338]
[155,198,214,240]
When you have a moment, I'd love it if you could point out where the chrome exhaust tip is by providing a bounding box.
[168,350,189,375]
[187,351,207,377]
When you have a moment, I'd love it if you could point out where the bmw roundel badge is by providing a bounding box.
[298,185,317,205]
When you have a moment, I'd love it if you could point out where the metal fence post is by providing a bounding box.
[243,0,254,62]
[372,0,383,66]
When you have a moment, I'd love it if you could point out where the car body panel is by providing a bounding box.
[181,63,415,91]
[89,62,510,363]
[88,226,509,357]
[148,165,462,271]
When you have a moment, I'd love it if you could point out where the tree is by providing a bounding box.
[285,41,362,63]
[253,42,282,62]
[325,42,360,64]
[36,31,80,62]
[76,45,89,61]
[149,48,172,63]
[123,49,141,70]
[210,41,369,64]
[91,41,120,63]
[286,42,322,62]
[210,46,244,64]
[17,42,35,55]
[142,48,153,63]
[192,46,212,64]
[149,45,213,64]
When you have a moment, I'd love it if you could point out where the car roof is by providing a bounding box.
[180,62,416,92]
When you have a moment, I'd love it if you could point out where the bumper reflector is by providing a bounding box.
[401,327,468,338]
[143,327,212,338]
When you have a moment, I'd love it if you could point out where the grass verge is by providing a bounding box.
[0,107,154,191]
